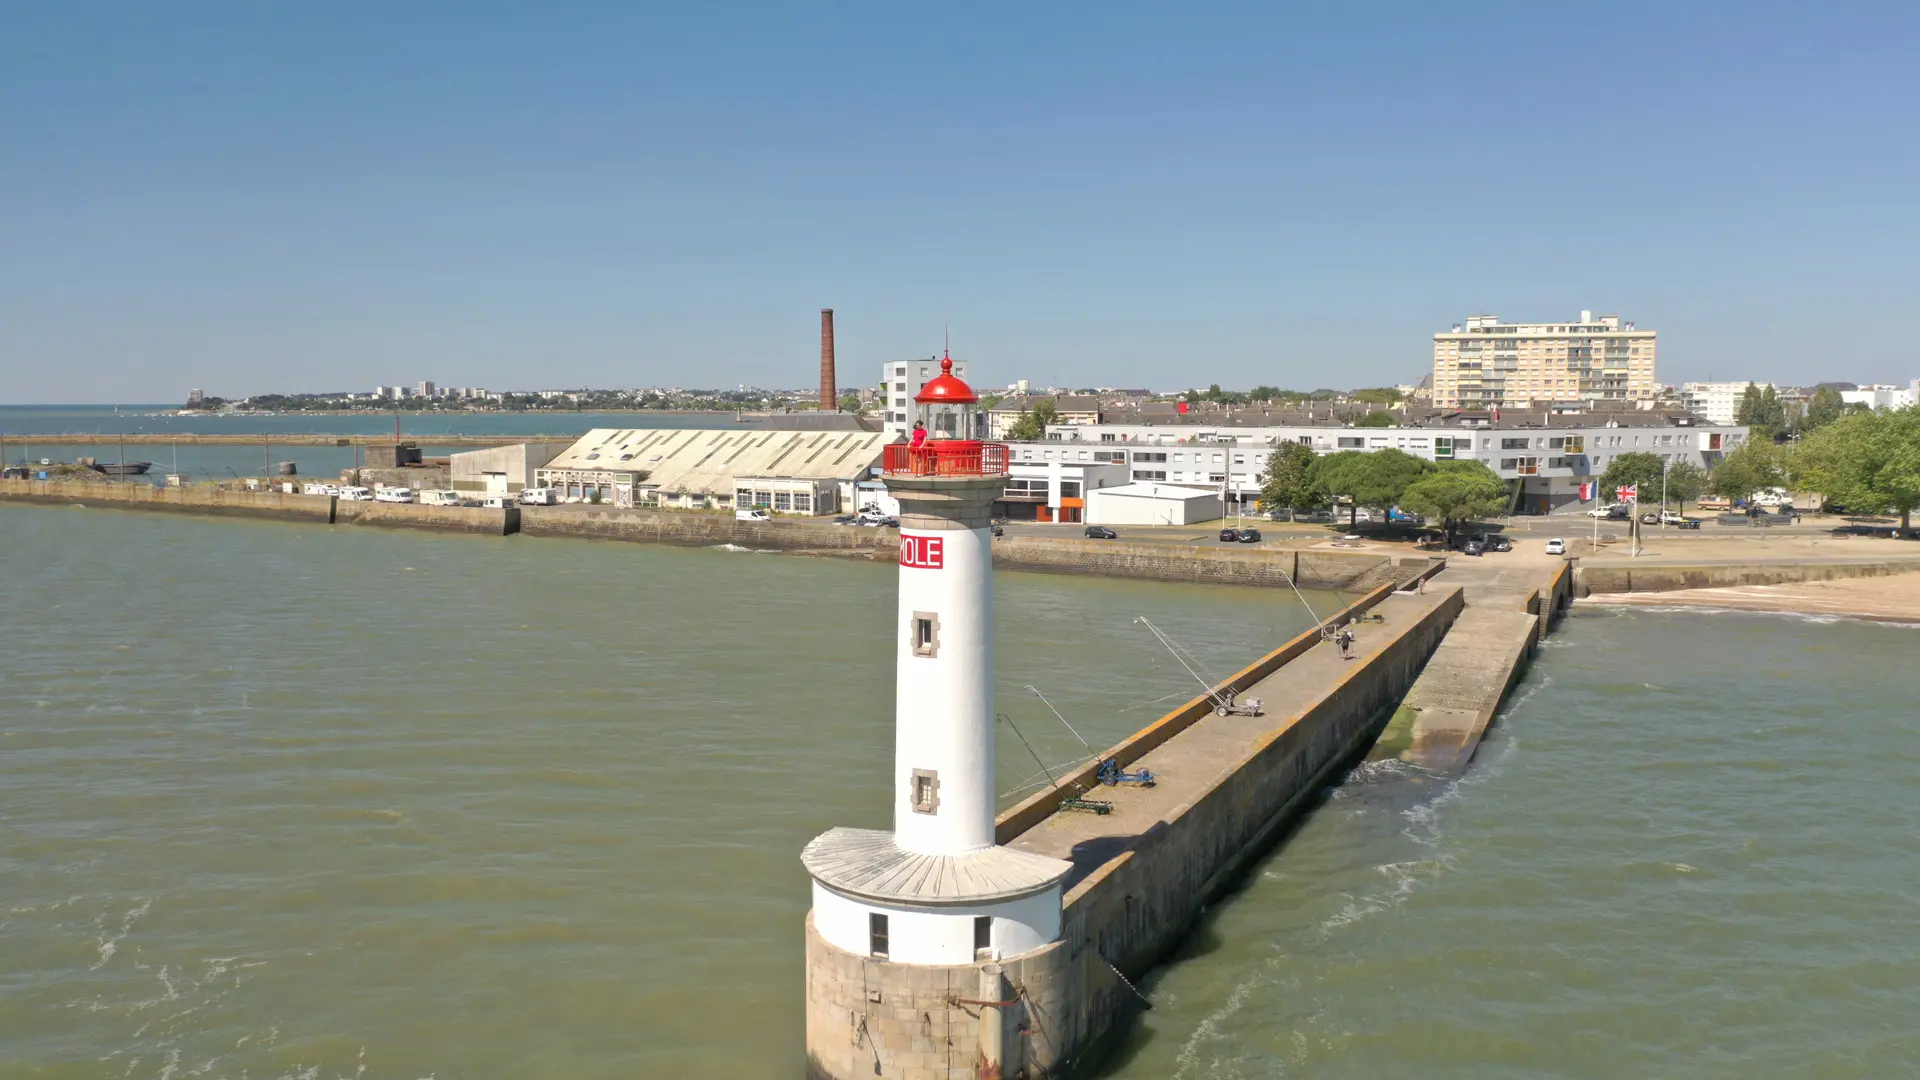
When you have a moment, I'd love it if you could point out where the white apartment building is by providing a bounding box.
[1678,381,1771,426]
[881,356,973,439]
[1025,414,1746,515]
[1432,311,1657,410]
[1841,381,1919,410]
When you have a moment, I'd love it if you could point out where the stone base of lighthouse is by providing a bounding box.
[804,912,1080,1080]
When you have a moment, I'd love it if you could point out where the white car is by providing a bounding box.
[1585,505,1618,518]
[1545,538,1567,556]
[736,508,772,522]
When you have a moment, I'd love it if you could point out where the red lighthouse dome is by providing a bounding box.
[914,354,978,405]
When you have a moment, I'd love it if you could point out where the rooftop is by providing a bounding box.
[802,827,1071,905]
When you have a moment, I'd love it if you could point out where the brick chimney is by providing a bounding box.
[819,308,837,411]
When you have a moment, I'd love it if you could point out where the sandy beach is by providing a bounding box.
[1596,571,1920,624]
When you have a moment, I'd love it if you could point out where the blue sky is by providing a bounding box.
[3,2,1916,402]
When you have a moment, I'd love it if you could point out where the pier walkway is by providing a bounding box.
[1004,586,1457,893]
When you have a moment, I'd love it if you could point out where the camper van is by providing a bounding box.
[337,486,374,501]
[419,490,465,506]
[518,487,559,506]
[374,487,415,504]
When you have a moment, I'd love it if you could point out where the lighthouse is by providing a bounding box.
[802,356,1073,1080]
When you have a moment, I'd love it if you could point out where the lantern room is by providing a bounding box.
[881,354,1009,477]
[913,354,980,441]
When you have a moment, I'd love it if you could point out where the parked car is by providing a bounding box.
[1484,534,1512,552]
[1461,539,1484,556]
[418,489,464,506]
[1223,527,1260,543]
[1218,527,1240,542]
[373,487,415,504]
[481,495,513,509]
[1697,496,1733,511]
[1084,526,1118,539]
[831,514,857,525]
[736,507,772,522]
[302,482,338,496]
[1545,538,1567,556]
[1585,505,1618,518]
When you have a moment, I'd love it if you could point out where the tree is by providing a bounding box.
[1794,407,1920,533]
[1806,386,1845,430]
[1347,387,1403,405]
[1598,452,1668,506]
[1709,440,1783,500]
[1398,461,1511,543]
[838,393,861,412]
[1663,460,1708,507]
[1353,410,1400,427]
[1257,442,1319,517]
[1310,448,1430,528]
[1004,398,1058,441]
[1736,383,1763,425]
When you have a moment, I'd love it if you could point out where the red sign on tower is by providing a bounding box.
[899,534,945,569]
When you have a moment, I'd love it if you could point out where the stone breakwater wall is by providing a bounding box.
[1576,558,1920,595]
[991,535,1427,592]
[0,481,1420,592]
[0,478,334,523]
[0,479,519,535]
[517,506,898,552]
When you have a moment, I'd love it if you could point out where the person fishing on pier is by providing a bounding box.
[1334,621,1357,660]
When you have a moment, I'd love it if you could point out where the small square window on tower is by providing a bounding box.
[869,912,889,959]
[909,611,940,658]
[910,769,940,815]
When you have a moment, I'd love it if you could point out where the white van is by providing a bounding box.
[736,507,772,522]
[337,486,374,501]
[374,487,415,503]
[419,490,464,506]
[302,483,336,496]
[518,487,558,506]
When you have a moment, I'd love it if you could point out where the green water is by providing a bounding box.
[6,504,1918,1079]
[0,504,1333,1078]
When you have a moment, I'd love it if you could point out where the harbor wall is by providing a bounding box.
[0,478,333,523]
[332,500,519,535]
[990,535,1423,592]
[519,506,899,552]
[0,481,1421,593]
[1575,559,1920,596]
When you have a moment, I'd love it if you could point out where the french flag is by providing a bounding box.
[1578,481,1596,501]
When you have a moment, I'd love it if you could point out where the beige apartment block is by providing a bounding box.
[1432,310,1656,410]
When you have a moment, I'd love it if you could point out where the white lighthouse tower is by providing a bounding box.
[803,356,1073,1080]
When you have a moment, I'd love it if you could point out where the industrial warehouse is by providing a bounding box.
[531,427,890,513]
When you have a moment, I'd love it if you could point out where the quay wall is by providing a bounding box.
[332,500,519,535]
[990,535,1423,592]
[0,478,332,523]
[0,481,1426,593]
[1576,559,1920,596]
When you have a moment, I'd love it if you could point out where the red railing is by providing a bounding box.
[883,440,1010,478]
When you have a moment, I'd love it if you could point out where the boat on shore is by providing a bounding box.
[81,459,154,476]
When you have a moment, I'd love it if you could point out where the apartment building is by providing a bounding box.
[1432,311,1657,410]
[1678,381,1770,426]
[880,357,973,439]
